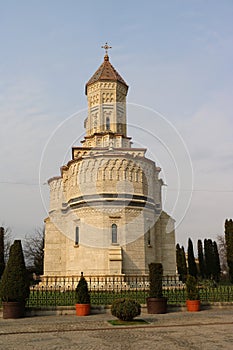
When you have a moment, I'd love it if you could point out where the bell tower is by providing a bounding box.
[82,43,130,149]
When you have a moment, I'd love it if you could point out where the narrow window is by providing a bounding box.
[148,229,151,246]
[75,227,79,245]
[112,224,117,244]
[106,117,110,130]
[117,123,122,133]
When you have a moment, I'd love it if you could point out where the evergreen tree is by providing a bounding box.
[176,244,182,281]
[148,263,163,298]
[75,272,90,304]
[0,227,5,278]
[213,241,221,282]
[176,244,187,282]
[180,246,188,282]
[204,238,221,281]
[225,219,233,283]
[197,239,205,279]
[0,240,30,302]
[187,238,197,277]
[204,239,214,279]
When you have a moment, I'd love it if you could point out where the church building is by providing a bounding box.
[43,44,176,277]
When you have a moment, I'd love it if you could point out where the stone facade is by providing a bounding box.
[43,52,176,277]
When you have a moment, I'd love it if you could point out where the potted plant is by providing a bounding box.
[146,263,167,314]
[186,275,200,312]
[75,272,91,316]
[0,240,30,319]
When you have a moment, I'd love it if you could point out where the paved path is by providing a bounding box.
[0,309,233,349]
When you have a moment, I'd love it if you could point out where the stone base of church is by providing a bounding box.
[43,208,176,279]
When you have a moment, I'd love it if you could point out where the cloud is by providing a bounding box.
[175,91,233,246]
[179,90,233,169]
[0,76,59,236]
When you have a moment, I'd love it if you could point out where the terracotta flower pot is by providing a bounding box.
[2,301,25,319]
[75,303,90,316]
[146,297,167,314]
[186,300,201,312]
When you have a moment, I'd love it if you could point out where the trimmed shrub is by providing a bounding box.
[186,275,200,300]
[75,272,90,304]
[148,262,163,298]
[111,298,141,321]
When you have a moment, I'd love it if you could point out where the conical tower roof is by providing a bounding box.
[85,54,128,94]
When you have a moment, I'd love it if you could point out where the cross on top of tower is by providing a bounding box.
[101,42,112,56]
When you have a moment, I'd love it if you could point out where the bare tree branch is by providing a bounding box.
[23,227,44,275]
[217,234,228,276]
[0,224,13,262]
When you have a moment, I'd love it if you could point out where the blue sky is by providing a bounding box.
[0,0,233,248]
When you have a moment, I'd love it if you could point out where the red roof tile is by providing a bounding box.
[85,54,128,94]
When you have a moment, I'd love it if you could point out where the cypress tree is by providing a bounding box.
[176,244,182,281]
[204,238,221,281]
[181,246,188,282]
[0,227,5,278]
[176,244,187,282]
[204,239,213,279]
[187,238,197,277]
[213,241,221,282]
[197,239,205,279]
[225,219,233,283]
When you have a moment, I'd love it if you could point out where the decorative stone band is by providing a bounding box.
[68,193,154,204]
[59,193,161,213]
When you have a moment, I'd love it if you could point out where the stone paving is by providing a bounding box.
[0,309,233,349]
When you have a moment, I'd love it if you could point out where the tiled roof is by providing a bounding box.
[85,54,128,94]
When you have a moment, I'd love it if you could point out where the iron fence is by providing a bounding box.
[24,275,233,308]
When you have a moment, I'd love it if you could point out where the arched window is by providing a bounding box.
[112,224,117,244]
[106,117,110,130]
[75,227,79,245]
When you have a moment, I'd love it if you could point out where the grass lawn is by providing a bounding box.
[108,319,149,326]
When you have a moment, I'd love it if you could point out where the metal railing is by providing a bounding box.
[25,275,233,308]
